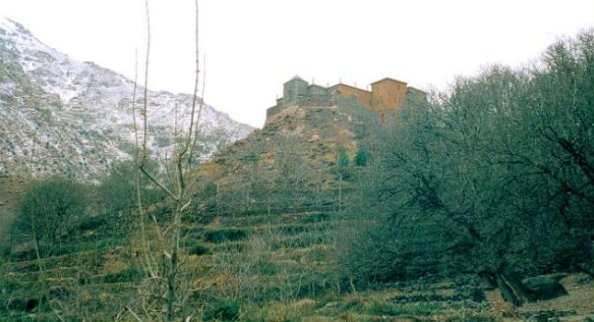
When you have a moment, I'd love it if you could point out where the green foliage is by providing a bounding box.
[354,147,370,167]
[98,160,163,213]
[203,228,248,243]
[192,181,219,220]
[277,224,311,235]
[342,30,594,302]
[78,216,107,231]
[188,240,210,256]
[336,147,353,180]
[337,148,349,168]
[13,176,88,256]
[103,266,144,284]
[303,212,332,224]
[244,151,260,163]
[366,300,436,316]
[204,300,241,321]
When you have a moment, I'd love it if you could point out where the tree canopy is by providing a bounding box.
[342,30,594,306]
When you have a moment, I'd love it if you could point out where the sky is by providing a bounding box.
[1,0,593,128]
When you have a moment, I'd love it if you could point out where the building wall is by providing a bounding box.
[266,76,426,125]
[308,84,327,96]
[331,84,372,109]
[283,78,309,105]
[371,78,408,111]
[406,87,428,106]
[304,84,331,107]
[266,104,285,120]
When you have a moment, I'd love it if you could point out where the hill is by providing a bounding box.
[193,102,378,217]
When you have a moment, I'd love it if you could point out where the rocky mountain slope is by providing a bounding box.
[0,17,253,180]
[190,102,381,217]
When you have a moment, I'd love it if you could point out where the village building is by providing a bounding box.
[265,76,426,124]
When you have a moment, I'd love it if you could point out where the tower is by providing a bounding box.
[283,75,308,106]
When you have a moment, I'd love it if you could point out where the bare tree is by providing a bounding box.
[343,30,594,306]
[129,0,204,320]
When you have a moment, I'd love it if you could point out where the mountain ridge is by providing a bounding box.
[0,17,253,180]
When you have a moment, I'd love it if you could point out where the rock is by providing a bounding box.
[548,272,568,281]
[584,315,594,322]
[524,310,575,321]
[523,276,568,301]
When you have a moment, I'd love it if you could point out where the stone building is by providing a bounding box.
[265,76,426,123]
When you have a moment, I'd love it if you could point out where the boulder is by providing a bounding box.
[523,276,568,301]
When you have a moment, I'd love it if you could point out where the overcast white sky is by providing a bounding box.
[1,0,593,128]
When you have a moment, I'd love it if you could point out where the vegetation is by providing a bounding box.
[1,27,594,322]
[13,176,89,258]
[342,30,594,306]
[97,160,163,213]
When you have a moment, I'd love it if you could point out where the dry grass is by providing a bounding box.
[517,274,594,319]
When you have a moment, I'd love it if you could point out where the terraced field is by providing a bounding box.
[2,208,593,321]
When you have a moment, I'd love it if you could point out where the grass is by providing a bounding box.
[203,227,249,243]
[101,266,144,284]
[365,300,438,316]
[2,206,594,322]
[187,240,211,255]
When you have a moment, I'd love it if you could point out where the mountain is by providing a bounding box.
[0,17,253,180]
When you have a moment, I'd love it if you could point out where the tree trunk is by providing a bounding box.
[166,252,177,322]
[495,271,531,307]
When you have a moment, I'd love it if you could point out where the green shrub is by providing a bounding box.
[366,301,402,316]
[98,160,163,213]
[103,266,144,283]
[277,224,309,235]
[10,248,37,261]
[354,148,370,166]
[188,241,210,256]
[303,213,332,223]
[213,242,247,253]
[79,216,107,231]
[254,257,279,276]
[277,232,327,249]
[204,300,241,321]
[204,228,248,243]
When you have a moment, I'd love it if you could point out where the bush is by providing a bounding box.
[103,266,144,284]
[366,301,436,316]
[13,176,88,257]
[354,148,370,166]
[188,241,210,256]
[79,216,107,231]
[98,160,164,213]
[203,228,248,243]
[203,300,241,321]
[303,212,332,224]
[277,224,310,235]
[10,248,37,262]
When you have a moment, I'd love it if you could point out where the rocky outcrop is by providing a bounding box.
[524,276,568,301]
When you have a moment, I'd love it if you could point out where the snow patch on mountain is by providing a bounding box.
[0,17,253,179]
